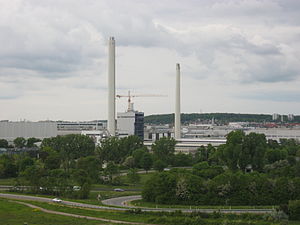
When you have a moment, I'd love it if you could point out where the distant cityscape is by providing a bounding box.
[1,112,300,154]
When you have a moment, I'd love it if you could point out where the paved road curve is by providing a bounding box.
[0,193,274,214]
[102,195,275,214]
[0,193,127,211]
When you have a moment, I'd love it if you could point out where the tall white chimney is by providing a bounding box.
[175,63,181,139]
[108,37,116,136]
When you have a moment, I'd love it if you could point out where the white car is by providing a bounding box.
[73,186,81,191]
[52,198,62,203]
[114,188,125,192]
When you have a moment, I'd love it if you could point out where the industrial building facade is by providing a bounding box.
[117,111,144,140]
[0,121,57,141]
[0,121,106,141]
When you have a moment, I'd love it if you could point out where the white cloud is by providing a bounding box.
[0,0,300,121]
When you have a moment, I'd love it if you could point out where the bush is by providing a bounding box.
[289,200,300,220]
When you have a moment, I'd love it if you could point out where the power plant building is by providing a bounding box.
[117,111,144,140]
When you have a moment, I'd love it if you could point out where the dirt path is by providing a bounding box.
[9,200,156,225]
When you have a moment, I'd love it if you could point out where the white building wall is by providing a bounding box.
[117,111,135,136]
[245,128,300,141]
[0,121,58,141]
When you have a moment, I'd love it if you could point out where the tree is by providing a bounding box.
[142,172,176,203]
[172,152,193,167]
[127,168,140,184]
[13,137,26,148]
[220,131,267,172]
[44,151,61,170]
[241,132,267,171]
[221,130,245,171]
[267,139,280,149]
[42,134,95,172]
[280,139,299,156]
[62,134,95,159]
[289,200,300,220]
[153,160,167,172]
[123,156,135,168]
[77,156,101,182]
[103,162,119,183]
[26,137,41,148]
[21,164,45,192]
[152,137,176,164]
[98,136,143,164]
[17,156,35,173]
[0,139,8,148]
[140,152,153,172]
[72,169,91,187]
[193,161,224,179]
[132,147,148,167]
[97,137,120,163]
[265,148,288,164]
[0,154,17,178]
[119,135,143,157]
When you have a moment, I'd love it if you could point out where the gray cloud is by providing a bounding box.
[238,91,300,103]
[0,0,300,119]
[1,0,299,83]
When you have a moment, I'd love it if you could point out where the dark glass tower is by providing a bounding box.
[134,112,144,140]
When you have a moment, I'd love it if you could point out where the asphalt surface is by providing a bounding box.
[0,193,274,214]
[0,193,128,211]
[102,195,142,208]
[102,195,275,214]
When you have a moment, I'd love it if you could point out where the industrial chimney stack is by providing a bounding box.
[175,63,181,139]
[107,37,116,136]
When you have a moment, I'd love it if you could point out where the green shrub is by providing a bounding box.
[289,199,300,220]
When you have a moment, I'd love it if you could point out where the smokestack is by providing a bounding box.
[175,63,181,139]
[108,37,116,136]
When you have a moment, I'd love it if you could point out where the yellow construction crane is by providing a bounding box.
[116,90,167,111]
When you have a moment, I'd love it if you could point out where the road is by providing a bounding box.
[102,195,142,208]
[102,195,275,214]
[0,193,127,211]
[0,193,274,214]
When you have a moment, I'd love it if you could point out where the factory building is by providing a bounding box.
[0,121,57,141]
[272,113,280,121]
[0,121,107,142]
[57,121,106,135]
[288,114,294,121]
[117,110,144,140]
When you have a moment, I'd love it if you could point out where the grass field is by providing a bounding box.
[130,199,275,210]
[0,198,111,225]
[1,197,292,225]
[0,178,15,185]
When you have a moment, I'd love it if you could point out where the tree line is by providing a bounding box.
[0,137,41,149]
[143,131,300,206]
[0,134,190,198]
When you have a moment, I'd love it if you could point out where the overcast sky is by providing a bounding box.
[1,0,300,121]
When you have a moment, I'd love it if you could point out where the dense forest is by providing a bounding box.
[144,113,300,124]
[143,131,300,208]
